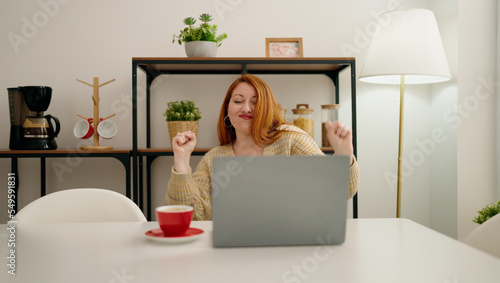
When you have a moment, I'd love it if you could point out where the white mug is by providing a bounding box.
[74,118,94,139]
[97,120,117,139]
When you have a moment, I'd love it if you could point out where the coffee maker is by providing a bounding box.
[8,86,60,149]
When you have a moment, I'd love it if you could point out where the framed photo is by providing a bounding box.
[266,38,303,58]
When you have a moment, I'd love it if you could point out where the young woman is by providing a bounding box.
[165,74,359,220]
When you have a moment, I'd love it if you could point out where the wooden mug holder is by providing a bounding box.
[76,77,116,150]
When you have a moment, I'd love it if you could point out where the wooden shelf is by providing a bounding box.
[134,57,353,72]
[137,148,209,156]
[0,149,132,210]
[0,149,131,156]
[133,57,354,77]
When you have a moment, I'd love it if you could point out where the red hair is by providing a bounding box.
[217,75,288,146]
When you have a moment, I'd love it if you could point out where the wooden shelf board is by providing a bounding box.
[133,57,354,73]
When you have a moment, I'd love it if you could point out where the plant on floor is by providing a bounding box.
[472,200,500,224]
[172,13,228,46]
[163,100,202,121]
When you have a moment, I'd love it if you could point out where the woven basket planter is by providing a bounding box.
[167,121,199,147]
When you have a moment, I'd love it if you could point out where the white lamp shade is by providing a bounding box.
[359,9,451,85]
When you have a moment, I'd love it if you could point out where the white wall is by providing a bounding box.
[457,0,498,240]
[497,0,500,200]
[0,0,482,240]
[429,1,459,238]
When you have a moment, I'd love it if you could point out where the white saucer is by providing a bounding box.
[145,227,204,244]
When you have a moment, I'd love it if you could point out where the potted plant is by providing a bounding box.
[163,100,202,146]
[172,13,228,57]
[472,200,500,224]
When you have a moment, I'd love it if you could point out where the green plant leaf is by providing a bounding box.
[199,13,213,23]
[172,13,227,45]
[163,100,202,121]
[472,200,500,224]
[183,17,196,26]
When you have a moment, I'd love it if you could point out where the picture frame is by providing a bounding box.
[266,38,303,58]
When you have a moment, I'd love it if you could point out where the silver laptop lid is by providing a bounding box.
[212,155,349,247]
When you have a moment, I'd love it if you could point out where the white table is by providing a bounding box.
[1,219,499,282]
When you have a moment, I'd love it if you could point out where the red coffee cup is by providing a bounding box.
[156,205,193,236]
[73,118,94,139]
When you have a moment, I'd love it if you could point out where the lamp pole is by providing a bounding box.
[396,75,405,218]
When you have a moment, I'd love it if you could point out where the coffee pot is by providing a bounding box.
[23,114,60,140]
[8,86,60,149]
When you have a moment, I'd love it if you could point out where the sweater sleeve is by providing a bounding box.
[348,158,359,199]
[165,153,213,220]
[285,126,359,199]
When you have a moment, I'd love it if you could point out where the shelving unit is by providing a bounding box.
[0,149,131,215]
[132,57,357,220]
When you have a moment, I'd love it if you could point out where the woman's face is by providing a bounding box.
[227,82,257,137]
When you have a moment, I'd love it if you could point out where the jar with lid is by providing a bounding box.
[321,104,341,147]
[292,104,314,138]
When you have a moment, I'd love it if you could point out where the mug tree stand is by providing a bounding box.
[76,77,116,150]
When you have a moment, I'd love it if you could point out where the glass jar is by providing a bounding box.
[321,104,341,147]
[292,104,314,138]
[278,104,287,121]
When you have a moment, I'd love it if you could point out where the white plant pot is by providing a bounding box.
[184,41,218,57]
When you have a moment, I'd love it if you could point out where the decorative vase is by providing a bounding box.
[167,121,199,147]
[184,41,218,57]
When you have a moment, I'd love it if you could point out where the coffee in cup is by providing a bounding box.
[156,205,193,236]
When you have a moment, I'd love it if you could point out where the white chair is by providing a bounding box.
[14,188,146,223]
[463,213,500,258]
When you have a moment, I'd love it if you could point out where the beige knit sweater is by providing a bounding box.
[165,125,359,220]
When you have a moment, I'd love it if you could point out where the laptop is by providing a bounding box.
[211,155,350,247]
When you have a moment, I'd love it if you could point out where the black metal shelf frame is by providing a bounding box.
[132,58,357,220]
[0,151,131,215]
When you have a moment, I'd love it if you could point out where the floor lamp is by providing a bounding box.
[359,9,451,218]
